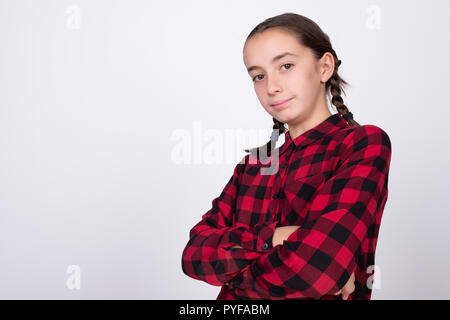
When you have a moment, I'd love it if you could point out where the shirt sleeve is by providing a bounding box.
[181,155,279,286]
[228,125,392,299]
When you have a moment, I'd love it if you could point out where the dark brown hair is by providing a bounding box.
[243,12,360,156]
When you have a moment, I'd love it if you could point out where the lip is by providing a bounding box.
[271,97,294,108]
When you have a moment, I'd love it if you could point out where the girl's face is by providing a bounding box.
[243,28,332,127]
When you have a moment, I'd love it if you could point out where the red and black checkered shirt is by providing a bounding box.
[181,113,392,300]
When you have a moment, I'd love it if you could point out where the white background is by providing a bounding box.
[0,0,449,299]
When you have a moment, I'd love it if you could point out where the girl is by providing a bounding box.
[182,13,391,300]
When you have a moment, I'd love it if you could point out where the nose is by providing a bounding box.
[266,74,283,95]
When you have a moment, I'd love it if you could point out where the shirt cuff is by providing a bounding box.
[240,220,278,252]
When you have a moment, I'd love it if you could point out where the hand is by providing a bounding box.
[226,226,299,286]
[272,225,301,247]
[332,272,356,300]
[232,225,300,249]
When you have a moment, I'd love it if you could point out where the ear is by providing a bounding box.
[319,52,335,83]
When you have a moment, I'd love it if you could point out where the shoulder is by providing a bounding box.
[331,124,392,167]
[338,124,391,151]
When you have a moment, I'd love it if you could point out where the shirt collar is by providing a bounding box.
[279,112,349,155]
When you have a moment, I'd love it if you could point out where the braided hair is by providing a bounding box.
[243,13,360,156]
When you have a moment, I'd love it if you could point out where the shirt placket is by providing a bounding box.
[268,143,295,222]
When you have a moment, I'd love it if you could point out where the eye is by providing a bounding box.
[252,74,264,82]
[251,63,294,83]
[281,63,294,70]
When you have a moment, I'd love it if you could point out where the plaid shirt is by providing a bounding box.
[182,113,392,300]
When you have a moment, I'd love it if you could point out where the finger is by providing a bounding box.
[333,290,342,295]
[341,288,354,298]
[345,285,355,294]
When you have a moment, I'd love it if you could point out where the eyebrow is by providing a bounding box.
[247,52,298,73]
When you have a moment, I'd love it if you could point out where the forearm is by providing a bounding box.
[230,225,300,248]
[225,226,300,285]
[182,221,278,286]
[229,208,368,299]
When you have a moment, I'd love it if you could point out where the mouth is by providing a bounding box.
[270,97,294,108]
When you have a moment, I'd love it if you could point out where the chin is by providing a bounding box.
[274,117,292,127]
[273,112,295,125]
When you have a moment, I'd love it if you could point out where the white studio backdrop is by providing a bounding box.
[0,0,449,299]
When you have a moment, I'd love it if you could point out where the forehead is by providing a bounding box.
[243,28,306,68]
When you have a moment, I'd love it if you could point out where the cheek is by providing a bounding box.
[255,85,273,106]
[288,70,320,100]
[287,70,311,91]
[254,89,271,113]
[254,86,266,105]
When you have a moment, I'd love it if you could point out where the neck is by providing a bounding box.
[287,106,332,140]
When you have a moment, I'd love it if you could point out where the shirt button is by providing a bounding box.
[262,242,269,250]
[272,193,278,199]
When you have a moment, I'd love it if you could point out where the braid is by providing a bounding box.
[328,57,360,127]
[244,117,286,155]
